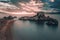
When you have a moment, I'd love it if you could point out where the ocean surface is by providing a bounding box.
[0,13,60,40]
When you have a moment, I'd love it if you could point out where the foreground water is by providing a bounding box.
[0,14,60,40]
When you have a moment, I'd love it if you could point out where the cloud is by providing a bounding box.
[11,0,30,4]
[0,0,43,14]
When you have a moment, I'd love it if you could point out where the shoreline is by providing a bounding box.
[0,20,14,40]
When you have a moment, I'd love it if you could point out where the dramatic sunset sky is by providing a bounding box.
[0,0,43,14]
[0,0,60,14]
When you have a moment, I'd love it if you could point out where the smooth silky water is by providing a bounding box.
[11,14,60,40]
[0,13,60,40]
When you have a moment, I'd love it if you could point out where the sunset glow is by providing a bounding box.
[0,0,44,14]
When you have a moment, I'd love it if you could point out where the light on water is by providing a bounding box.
[0,0,60,40]
[10,14,60,40]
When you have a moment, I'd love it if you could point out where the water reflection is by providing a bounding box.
[47,25,58,32]
[11,14,60,40]
[12,20,59,40]
[29,21,45,28]
[35,21,45,29]
[19,20,58,32]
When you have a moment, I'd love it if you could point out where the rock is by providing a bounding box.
[3,15,16,20]
[19,12,47,21]
[46,19,58,26]
[19,12,58,26]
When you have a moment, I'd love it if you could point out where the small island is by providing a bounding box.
[19,12,58,26]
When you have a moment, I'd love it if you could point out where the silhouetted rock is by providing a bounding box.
[3,15,17,20]
[19,12,58,26]
[46,19,58,26]
[19,12,47,21]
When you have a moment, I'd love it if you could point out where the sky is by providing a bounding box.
[11,0,30,3]
[0,0,60,14]
[0,0,44,14]
[10,0,60,9]
[0,0,60,9]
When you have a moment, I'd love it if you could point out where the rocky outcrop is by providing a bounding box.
[19,12,58,25]
[3,16,17,20]
[19,12,47,21]
[46,18,58,26]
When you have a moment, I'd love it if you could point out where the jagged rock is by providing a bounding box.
[19,12,58,26]
[46,18,58,26]
[3,16,17,20]
[19,12,47,21]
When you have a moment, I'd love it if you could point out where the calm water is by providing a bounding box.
[0,14,60,40]
[10,14,60,40]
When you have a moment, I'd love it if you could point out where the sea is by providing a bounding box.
[0,13,60,40]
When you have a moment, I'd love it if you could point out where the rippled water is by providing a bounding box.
[10,14,60,40]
